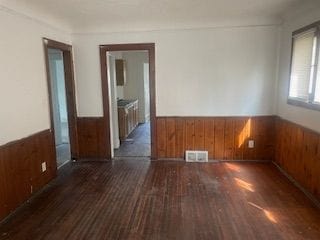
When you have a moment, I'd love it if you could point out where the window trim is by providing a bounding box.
[287,98,320,111]
[287,20,320,112]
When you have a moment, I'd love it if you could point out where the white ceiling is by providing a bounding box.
[0,0,317,33]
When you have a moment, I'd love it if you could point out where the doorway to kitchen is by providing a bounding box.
[108,51,150,158]
[44,39,79,168]
[100,44,156,159]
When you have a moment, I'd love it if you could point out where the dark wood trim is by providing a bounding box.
[99,48,112,159]
[292,20,320,36]
[43,38,79,160]
[287,98,320,112]
[99,43,157,159]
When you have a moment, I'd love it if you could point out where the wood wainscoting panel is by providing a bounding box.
[0,130,56,222]
[77,117,109,159]
[175,118,186,159]
[204,118,215,159]
[185,119,195,152]
[233,118,246,160]
[156,116,275,160]
[214,118,225,160]
[275,117,320,201]
[194,118,205,151]
[165,118,176,158]
[156,118,167,158]
[224,118,235,160]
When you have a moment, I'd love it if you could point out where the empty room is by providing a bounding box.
[1,0,320,239]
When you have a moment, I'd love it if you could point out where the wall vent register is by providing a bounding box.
[185,151,209,162]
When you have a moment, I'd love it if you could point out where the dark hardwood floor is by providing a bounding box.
[0,160,320,240]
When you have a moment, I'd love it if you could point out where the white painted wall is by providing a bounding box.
[108,51,125,100]
[0,6,71,145]
[107,54,120,150]
[3,1,318,147]
[276,6,320,132]
[73,26,279,118]
[116,86,124,100]
[144,63,150,122]
[122,51,149,123]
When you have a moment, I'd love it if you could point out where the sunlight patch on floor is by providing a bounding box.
[248,202,278,224]
[234,177,254,192]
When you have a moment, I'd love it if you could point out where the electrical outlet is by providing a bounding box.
[41,162,47,172]
[248,140,255,148]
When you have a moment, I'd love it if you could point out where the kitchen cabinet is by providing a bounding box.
[118,100,138,140]
[116,59,126,86]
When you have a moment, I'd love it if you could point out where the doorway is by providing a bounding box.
[48,49,71,167]
[107,51,151,158]
[44,39,79,167]
[99,44,156,159]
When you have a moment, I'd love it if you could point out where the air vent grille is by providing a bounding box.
[185,151,208,162]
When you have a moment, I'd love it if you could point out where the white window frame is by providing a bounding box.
[288,21,320,111]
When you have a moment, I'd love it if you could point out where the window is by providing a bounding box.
[288,21,320,110]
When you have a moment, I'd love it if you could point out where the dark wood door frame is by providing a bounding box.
[43,38,79,160]
[99,43,157,159]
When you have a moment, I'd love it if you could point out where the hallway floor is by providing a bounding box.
[114,122,150,157]
[56,143,71,167]
[0,161,320,239]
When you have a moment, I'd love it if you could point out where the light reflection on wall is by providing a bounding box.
[238,118,251,148]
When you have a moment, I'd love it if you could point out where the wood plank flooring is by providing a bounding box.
[0,160,320,240]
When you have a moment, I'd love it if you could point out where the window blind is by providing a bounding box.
[289,29,316,101]
[315,62,320,102]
